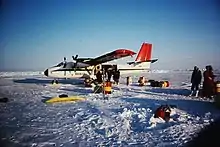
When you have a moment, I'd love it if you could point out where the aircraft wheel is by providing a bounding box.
[52,80,58,84]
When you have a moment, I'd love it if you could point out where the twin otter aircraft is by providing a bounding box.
[44,42,158,79]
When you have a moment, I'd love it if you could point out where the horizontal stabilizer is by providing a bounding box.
[127,59,158,65]
[150,59,158,63]
[127,61,140,65]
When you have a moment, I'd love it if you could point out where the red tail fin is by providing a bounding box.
[135,43,152,62]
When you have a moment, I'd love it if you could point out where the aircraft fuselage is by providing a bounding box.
[44,62,151,79]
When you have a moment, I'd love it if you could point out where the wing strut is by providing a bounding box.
[85,67,91,75]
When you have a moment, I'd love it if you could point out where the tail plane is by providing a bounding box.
[135,43,152,62]
[127,43,158,65]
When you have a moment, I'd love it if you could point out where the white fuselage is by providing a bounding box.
[117,62,151,74]
[45,61,151,79]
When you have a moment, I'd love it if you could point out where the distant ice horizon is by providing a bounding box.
[0,67,219,72]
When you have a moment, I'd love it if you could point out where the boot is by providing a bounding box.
[189,90,194,96]
[195,90,199,97]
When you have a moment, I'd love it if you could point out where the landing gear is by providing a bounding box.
[52,79,58,85]
[84,78,93,87]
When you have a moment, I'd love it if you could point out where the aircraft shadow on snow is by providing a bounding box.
[13,78,84,85]
[146,88,191,96]
[118,86,191,96]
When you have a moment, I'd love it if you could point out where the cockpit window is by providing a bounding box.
[54,62,64,67]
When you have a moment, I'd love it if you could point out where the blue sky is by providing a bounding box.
[0,0,220,71]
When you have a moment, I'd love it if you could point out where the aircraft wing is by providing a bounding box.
[85,49,136,65]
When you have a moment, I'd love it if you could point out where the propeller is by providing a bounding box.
[72,55,78,60]
[63,57,67,68]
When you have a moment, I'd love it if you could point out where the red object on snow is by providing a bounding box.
[154,105,171,121]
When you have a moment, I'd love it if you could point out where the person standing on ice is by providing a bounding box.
[189,66,202,97]
[107,69,112,82]
[96,70,103,84]
[113,69,120,85]
[202,65,215,98]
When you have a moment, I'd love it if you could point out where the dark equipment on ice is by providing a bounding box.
[0,97,9,103]
[214,81,220,108]
[58,94,69,98]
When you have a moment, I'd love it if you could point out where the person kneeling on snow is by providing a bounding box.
[154,105,172,122]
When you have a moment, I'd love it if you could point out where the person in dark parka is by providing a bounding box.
[95,70,103,84]
[107,70,113,82]
[189,66,202,97]
[113,70,120,85]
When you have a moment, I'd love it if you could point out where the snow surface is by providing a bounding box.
[0,70,220,147]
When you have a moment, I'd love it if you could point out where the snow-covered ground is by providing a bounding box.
[0,70,220,147]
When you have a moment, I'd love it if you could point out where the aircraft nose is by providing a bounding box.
[44,69,48,76]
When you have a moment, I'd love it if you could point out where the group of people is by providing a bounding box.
[106,69,120,84]
[95,69,120,85]
[190,65,216,98]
